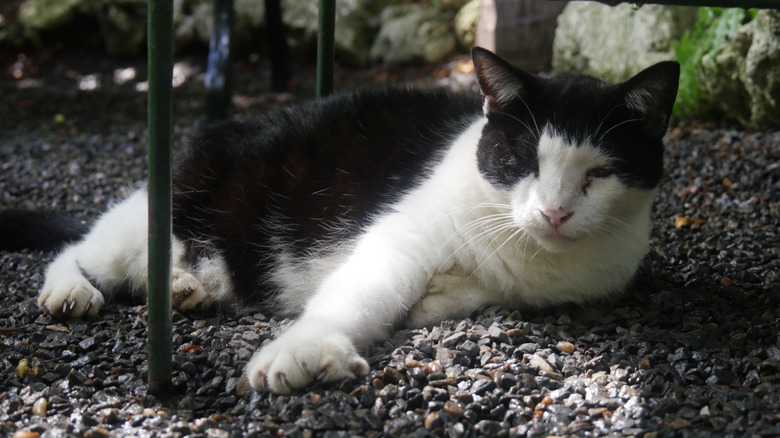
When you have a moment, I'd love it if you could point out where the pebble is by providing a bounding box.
[31,397,47,417]
[556,341,576,354]
[529,354,554,373]
[0,57,778,437]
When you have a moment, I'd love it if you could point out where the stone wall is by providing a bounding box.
[698,10,780,129]
[6,0,480,66]
[552,2,697,83]
[552,3,779,128]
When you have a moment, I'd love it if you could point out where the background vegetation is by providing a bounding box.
[672,7,758,120]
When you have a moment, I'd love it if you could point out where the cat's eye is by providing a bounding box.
[586,167,614,179]
[583,167,614,191]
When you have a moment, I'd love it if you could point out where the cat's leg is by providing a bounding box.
[245,218,432,394]
[38,189,150,317]
[406,270,505,328]
[38,188,222,317]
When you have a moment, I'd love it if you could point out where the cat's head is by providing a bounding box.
[472,47,679,252]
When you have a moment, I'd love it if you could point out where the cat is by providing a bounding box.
[4,48,679,394]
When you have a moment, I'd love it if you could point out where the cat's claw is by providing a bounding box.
[245,320,369,394]
[38,275,104,318]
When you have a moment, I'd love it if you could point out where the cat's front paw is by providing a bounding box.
[38,275,104,318]
[245,321,369,394]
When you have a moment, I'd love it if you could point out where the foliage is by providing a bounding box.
[672,8,754,120]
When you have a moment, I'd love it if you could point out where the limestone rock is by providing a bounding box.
[18,0,83,30]
[282,0,370,66]
[94,1,148,56]
[172,0,369,65]
[454,0,480,49]
[698,11,780,129]
[19,0,147,56]
[370,5,457,65]
[477,0,565,72]
[553,2,697,82]
[173,0,214,49]
[173,0,268,54]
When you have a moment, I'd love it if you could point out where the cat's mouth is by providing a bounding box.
[536,230,579,252]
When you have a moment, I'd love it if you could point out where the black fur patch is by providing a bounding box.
[171,88,480,304]
[472,48,678,191]
[170,53,678,307]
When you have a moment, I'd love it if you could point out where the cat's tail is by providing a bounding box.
[0,210,89,252]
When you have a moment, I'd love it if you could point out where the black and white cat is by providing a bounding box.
[25,48,679,393]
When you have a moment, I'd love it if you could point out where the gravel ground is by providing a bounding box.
[1,53,779,438]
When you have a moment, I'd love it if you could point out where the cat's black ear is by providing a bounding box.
[620,61,680,137]
[472,47,534,116]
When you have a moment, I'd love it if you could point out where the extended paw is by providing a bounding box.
[38,275,105,318]
[172,269,212,310]
[245,322,369,394]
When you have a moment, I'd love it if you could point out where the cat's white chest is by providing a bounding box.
[409,125,657,308]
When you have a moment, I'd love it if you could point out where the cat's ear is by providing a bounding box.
[472,47,534,116]
[620,61,680,137]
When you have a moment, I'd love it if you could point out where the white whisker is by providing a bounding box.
[597,118,642,143]
[528,244,545,262]
[470,226,528,278]
[493,109,539,139]
[593,103,627,141]
[436,214,516,271]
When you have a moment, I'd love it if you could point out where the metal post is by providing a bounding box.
[147,0,173,394]
[205,0,234,121]
[316,0,336,98]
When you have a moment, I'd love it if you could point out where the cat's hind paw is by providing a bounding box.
[406,271,468,328]
[172,269,212,310]
[245,321,369,394]
[38,275,104,318]
[407,271,498,328]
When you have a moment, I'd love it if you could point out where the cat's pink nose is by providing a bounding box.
[540,209,574,228]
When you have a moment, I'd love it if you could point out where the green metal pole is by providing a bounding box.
[316,0,336,98]
[147,0,173,394]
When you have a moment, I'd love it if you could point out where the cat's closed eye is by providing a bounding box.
[583,167,614,189]
[586,167,614,179]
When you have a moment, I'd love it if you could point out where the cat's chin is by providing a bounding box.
[534,232,579,253]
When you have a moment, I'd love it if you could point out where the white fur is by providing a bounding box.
[246,121,656,393]
[40,118,656,394]
[38,188,235,317]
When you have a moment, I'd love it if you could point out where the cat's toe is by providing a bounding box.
[319,354,369,383]
[245,323,368,394]
[38,276,104,318]
[246,342,308,394]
